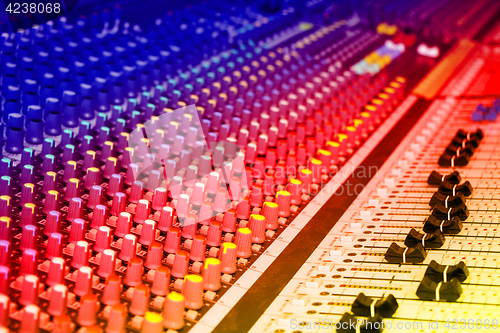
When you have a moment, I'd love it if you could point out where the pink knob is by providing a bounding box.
[46,232,63,260]
[158,206,174,231]
[163,227,181,253]
[0,240,10,266]
[0,294,9,327]
[48,284,68,316]
[171,250,189,279]
[85,167,101,190]
[90,204,108,230]
[134,199,151,223]
[189,235,206,262]
[163,292,185,330]
[20,225,37,251]
[115,212,132,237]
[19,304,40,333]
[276,190,291,217]
[119,234,137,262]
[94,226,112,252]
[190,183,205,206]
[129,181,144,203]
[0,266,9,295]
[74,266,93,297]
[213,188,229,213]
[139,219,157,246]
[47,257,66,286]
[180,214,197,239]
[52,315,73,333]
[124,257,144,287]
[222,209,237,233]
[202,258,221,291]
[207,221,222,247]
[20,249,38,276]
[236,198,250,220]
[43,190,60,213]
[44,211,61,236]
[20,203,36,228]
[110,192,127,216]
[102,275,122,306]
[71,241,90,269]
[182,275,203,309]
[130,284,150,316]
[219,242,237,274]
[97,249,116,278]
[175,194,190,218]
[248,214,266,243]
[145,241,163,270]
[261,202,279,230]
[107,173,123,196]
[288,179,302,205]
[77,293,98,326]
[87,185,103,209]
[20,274,39,306]
[152,187,167,210]
[67,197,83,222]
[235,228,252,258]
[68,218,86,244]
[151,266,170,296]
[107,304,128,333]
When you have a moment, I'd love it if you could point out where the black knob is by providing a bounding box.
[424,260,469,283]
[438,180,473,197]
[336,312,384,333]
[427,171,461,186]
[431,202,469,221]
[351,293,399,318]
[384,243,427,264]
[438,152,470,167]
[416,276,462,301]
[429,192,466,208]
[423,215,462,234]
[405,229,445,248]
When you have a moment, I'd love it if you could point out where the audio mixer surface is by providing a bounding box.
[0,0,499,332]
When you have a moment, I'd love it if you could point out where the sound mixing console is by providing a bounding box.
[0,0,500,332]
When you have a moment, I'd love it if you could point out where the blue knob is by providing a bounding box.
[63,104,79,128]
[45,111,62,136]
[26,119,44,144]
[80,83,95,120]
[7,113,24,130]
[42,138,56,156]
[6,127,24,154]
[26,105,43,127]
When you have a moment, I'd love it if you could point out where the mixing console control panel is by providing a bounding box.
[0,0,500,332]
